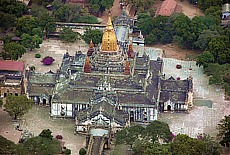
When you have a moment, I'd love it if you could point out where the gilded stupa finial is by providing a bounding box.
[106,11,113,30]
[90,39,94,48]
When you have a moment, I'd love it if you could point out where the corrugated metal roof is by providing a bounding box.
[0,60,24,71]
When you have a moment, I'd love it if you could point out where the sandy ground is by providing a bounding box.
[0,105,85,155]
[151,43,199,60]
[99,0,122,24]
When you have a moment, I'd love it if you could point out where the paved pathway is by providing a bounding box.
[134,45,230,138]
[20,39,88,73]
[21,106,85,155]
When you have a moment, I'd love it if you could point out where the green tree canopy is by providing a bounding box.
[204,6,222,24]
[21,33,42,51]
[145,15,173,44]
[79,148,86,155]
[197,133,222,155]
[0,12,16,31]
[126,0,156,15]
[195,30,220,51]
[198,0,223,11]
[207,36,230,64]
[88,0,114,15]
[4,95,34,119]
[30,0,54,7]
[171,134,207,155]
[136,13,153,35]
[196,51,215,68]
[23,135,61,155]
[30,4,47,17]
[144,120,172,143]
[217,115,230,147]
[0,0,27,17]
[144,143,172,155]
[59,27,80,42]
[53,4,81,22]
[39,129,53,140]
[16,16,39,36]
[82,28,103,45]
[2,42,26,60]
[0,98,2,108]
[0,135,18,154]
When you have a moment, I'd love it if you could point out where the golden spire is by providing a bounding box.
[106,15,113,30]
[101,13,117,51]
[90,39,94,48]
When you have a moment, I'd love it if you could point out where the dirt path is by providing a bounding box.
[148,43,199,60]
[99,0,122,24]
[175,0,204,18]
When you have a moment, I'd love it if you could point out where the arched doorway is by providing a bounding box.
[130,111,134,122]
[43,99,46,105]
[167,105,171,111]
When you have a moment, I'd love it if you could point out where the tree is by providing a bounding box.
[0,98,2,108]
[39,129,53,140]
[144,120,172,143]
[4,95,34,119]
[16,16,39,36]
[23,135,61,155]
[32,27,43,38]
[198,0,223,11]
[59,27,80,42]
[126,0,156,15]
[208,36,230,64]
[0,0,27,17]
[88,0,114,15]
[217,115,230,147]
[195,30,220,51]
[144,143,172,155]
[2,42,26,60]
[0,12,16,31]
[197,133,222,155]
[172,13,192,48]
[79,148,86,155]
[196,51,215,68]
[0,135,27,154]
[115,128,128,145]
[126,125,145,147]
[136,13,153,35]
[51,0,64,10]
[205,6,222,25]
[171,134,207,155]
[30,4,48,17]
[21,33,42,51]
[82,29,103,45]
[38,12,56,36]
[77,15,99,24]
[53,4,81,22]
[144,15,173,45]
[30,0,54,7]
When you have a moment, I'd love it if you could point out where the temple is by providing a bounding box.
[27,11,193,136]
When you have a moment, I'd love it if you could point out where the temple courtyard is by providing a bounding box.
[0,39,229,155]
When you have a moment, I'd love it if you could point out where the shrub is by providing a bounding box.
[79,148,86,155]
[56,134,63,139]
[35,53,41,58]
[64,148,71,155]
[30,66,35,71]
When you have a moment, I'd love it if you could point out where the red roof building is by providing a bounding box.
[155,0,182,17]
[0,60,24,71]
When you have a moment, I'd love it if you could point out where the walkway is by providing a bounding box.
[134,45,230,138]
